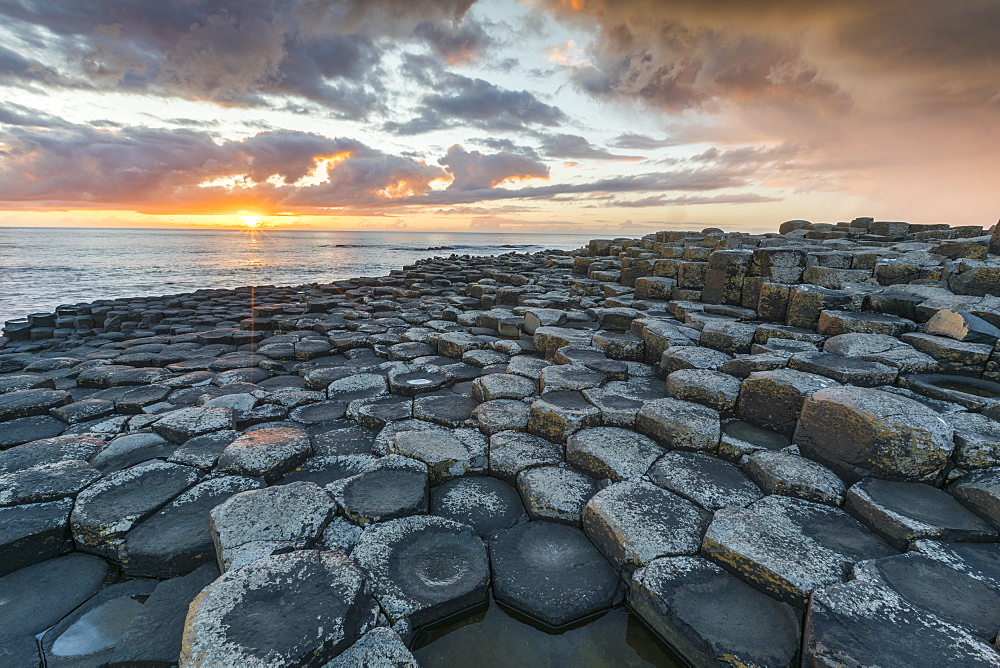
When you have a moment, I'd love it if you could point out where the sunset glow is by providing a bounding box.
[0,0,996,232]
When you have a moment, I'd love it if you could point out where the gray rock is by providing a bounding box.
[845,477,998,549]
[389,428,486,483]
[471,399,530,434]
[180,550,376,666]
[913,539,1000,590]
[795,386,955,483]
[216,426,312,482]
[152,406,234,443]
[736,369,839,436]
[702,494,896,607]
[329,455,429,526]
[0,388,72,421]
[91,431,174,471]
[629,556,800,668]
[430,475,525,539]
[852,552,1000,639]
[209,481,335,571]
[565,426,664,481]
[926,309,1000,344]
[538,364,606,394]
[666,368,741,415]
[648,451,763,510]
[326,373,388,402]
[0,498,73,576]
[945,412,1000,470]
[471,373,536,401]
[323,627,418,668]
[804,579,1000,667]
[489,520,622,628]
[583,479,711,573]
[488,430,563,482]
[636,397,720,452]
[787,351,898,387]
[517,465,599,526]
[352,515,488,627]
[823,332,908,357]
[0,459,100,507]
[312,423,376,457]
[168,429,238,469]
[71,461,200,561]
[0,434,104,474]
[660,345,732,376]
[949,467,1000,527]
[743,450,846,506]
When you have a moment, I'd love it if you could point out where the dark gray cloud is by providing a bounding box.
[438,144,549,190]
[611,133,678,150]
[539,133,643,161]
[386,69,567,134]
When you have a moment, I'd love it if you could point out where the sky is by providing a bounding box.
[0,0,997,234]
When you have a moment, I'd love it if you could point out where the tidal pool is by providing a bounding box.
[412,598,684,667]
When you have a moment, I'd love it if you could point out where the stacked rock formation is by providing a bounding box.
[0,217,999,666]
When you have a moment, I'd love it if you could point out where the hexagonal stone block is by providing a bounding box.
[538,364,606,394]
[488,430,562,483]
[151,407,234,444]
[209,481,335,572]
[0,434,103,474]
[852,552,1000,639]
[736,369,838,436]
[71,461,200,561]
[944,412,1000,471]
[0,460,101,507]
[636,398,720,452]
[630,557,800,668]
[489,521,622,628]
[796,386,957,485]
[804,580,1000,667]
[665,369,740,415]
[702,495,896,607]
[125,475,263,577]
[0,388,72,421]
[326,373,388,402]
[181,551,376,666]
[583,479,711,573]
[352,515,489,627]
[517,465,599,526]
[389,428,487,483]
[328,455,429,526]
[412,393,478,428]
[430,476,526,539]
[845,477,998,549]
[216,427,312,482]
[913,540,1000,590]
[742,450,846,506]
[660,346,732,376]
[648,451,762,510]
[471,399,530,435]
[949,468,1000,526]
[471,373,536,402]
[0,499,73,577]
[325,627,418,667]
[565,426,664,482]
[718,419,793,460]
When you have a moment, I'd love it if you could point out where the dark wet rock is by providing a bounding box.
[412,392,478,428]
[0,373,54,394]
[40,578,158,667]
[352,515,489,626]
[471,372,536,401]
[430,476,526,539]
[91,431,175,471]
[666,368,741,414]
[279,454,377,486]
[389,427,487,483]
[210,480,334,571]
[71,461,200,561]
[648,450,762,510]
[107,563,219,667]
[471,398,530,434]
[517,465,599,526]
[804,579,1000,667]
[0,553,108,653]
[388,368,449,396]
[488,430,563,482]
[287,400,347,424]
[312,423,376,456]
[580,379,659,428]
[167,429,237,469]
[583,479,711,573]
[702,494,896,607]
[0,434,103,473]
[526,390,601,443]
[326,373,388,402]
[151,406,233,443]
[323,627,418,668]
[795,386,955,483]
[329,455,429,526]
[926,308,1000,344]
[944,412,1000,471]
[0,498,73,576]
[636,397,720,452]
[506,354,552,380]
[216,426,312,482]
[630,556,801,668]
[743,449,846,506]
[538,363,606,394]
[565,426,664,481]
[181,550,376,666]
[51,398,115,424]
[349,395,413,429]
[116,384,172,412]
[736,369,839,435]
[845,477,998,549]
[949,468,1000,526]
[0,388,72,421]
[489,520,622,628]
[0,459,101,507]
[913,539,1000,590]
[787,351,898,387]
[852,552,1000,639]
[127,475,263,577]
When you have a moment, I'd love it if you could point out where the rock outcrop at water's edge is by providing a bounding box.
[1,216,999,666]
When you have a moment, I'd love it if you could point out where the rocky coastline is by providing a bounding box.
[1,216,999,666]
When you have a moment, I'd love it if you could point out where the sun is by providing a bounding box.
[240,215,261,228]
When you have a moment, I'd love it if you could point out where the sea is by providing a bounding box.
[0,228,600,325]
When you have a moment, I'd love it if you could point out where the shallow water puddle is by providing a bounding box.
[412,598,683,667]
[50,595,146,656]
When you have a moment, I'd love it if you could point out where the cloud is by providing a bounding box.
[611,133,678,150]
[605,193,782,208]
[438,144,549,190]
[538,133,643,161]
[386,70,567,134]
